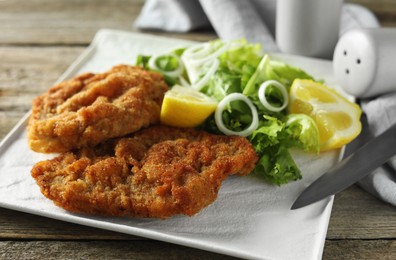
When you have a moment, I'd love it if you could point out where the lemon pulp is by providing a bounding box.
[289,79,362,151]
[160,85,217,128]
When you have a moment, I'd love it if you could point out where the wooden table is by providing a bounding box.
[0,0,395,259]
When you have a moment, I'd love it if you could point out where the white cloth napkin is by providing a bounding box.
[135,0,210,32]
[358,93,396,206]
[135,0,396,207]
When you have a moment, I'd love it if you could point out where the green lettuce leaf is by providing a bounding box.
[242,54,269,97]
[249,115,300,185]
[202,68,241,101]
[136,38,323,186]
[201,39,263,100]
[218,39,262,76]
[266,60,317,89]
[282,114,320,153]
[249,114,319,185]
[249,115,284,153]
[252,145,301,185]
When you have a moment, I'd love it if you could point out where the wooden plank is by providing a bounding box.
[0,46,85,138]
[328,185,396,239]
[0,239,395,260]
[0,46,85,103]
[0,241,238,260]
[0,0,141,45]
[0,208,136,240]
[0,0,216,45]
[323,240,396,260]
[0,114,24,140]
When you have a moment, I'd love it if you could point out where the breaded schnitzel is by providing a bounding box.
[28,65,168,153]
[31,126,258,218]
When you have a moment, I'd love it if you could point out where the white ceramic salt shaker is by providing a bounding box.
[333,28,396,98]
[276,0,343,59]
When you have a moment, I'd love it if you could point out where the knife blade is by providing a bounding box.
[291,120,396,210]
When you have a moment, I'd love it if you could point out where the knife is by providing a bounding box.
[291,119,396,210]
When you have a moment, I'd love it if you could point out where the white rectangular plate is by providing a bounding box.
[0,29,344,260]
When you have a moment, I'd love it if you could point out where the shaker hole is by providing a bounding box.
[357,58,361,64]
[343,50,347,56]
[346,69,350,74]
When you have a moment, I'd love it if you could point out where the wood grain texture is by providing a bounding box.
[0,208,134,241]
[0,0,215,45]
[328,185,396,239]
[0,46,84,107]
[323,240,396,260]
[0,0,141,45]
[2,240,394,260]
[0,46,84,139]
[0,241,238,260]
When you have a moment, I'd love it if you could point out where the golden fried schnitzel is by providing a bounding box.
[31,126,258,219]
[28,65,168,153]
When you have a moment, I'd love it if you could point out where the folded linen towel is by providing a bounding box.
[135,0,210,32]
[135,0,395,207]
[358,93,396,206]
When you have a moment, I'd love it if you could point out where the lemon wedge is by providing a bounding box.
[289,79,362,151]
[160,85,218,128]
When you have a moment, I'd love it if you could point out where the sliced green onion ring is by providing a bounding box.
[215,93,259,137]
[182,42,229,67]
[183,43,211,59]
[178,76,190,88]
[148,53,184,78]
[191,58,219,91]
[258,80,289,112]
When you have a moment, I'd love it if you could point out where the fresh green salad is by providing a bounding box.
[137,39,321,185]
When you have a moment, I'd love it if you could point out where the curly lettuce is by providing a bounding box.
[136,38,321,185]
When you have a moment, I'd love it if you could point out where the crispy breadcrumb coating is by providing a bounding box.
[31,126,258,219]
[28,65,168,153]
